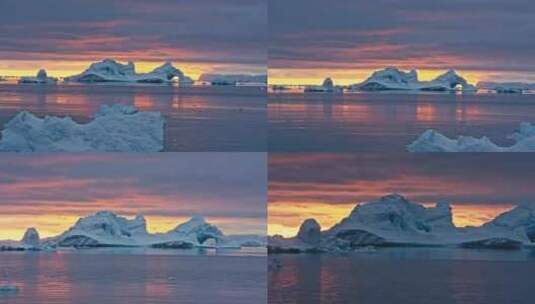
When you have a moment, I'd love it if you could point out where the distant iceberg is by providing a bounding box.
[0,104,165,152]
[18,69,57,84]
[0,211,266,251]
[477,81,533,93]
[350,67,476,92]
[198,73,267,86]
[64,59,193,84]
[304,77,342,93]
[408,122,535,152]
[269,194,535,253]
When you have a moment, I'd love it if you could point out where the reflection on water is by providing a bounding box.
[0,83,266,151]
[0,248,266,304]
[268,248,535,304]
[269,92,535,152]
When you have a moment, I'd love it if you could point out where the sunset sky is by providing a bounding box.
[269,0,535,85]
[0,153,266,240]
[269,154,535,237]
[0,0,266,78]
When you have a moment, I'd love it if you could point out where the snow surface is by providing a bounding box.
[18,69,57,84]
[408,123,535,152]
[351,68,476,92]
[0,104,165,152]
[269,194,535,253]
[198,73,267,86]
[1,211,265,251]
[64,59,193,84]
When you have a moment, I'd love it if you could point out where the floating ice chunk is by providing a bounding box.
[0,104,164,152]
[408,123,535,152]
[0,285,19,294]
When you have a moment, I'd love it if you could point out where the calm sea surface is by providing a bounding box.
[269,247,535,304]
[0,248,266,304]
[0,83,266,151]
[269,92,535,151]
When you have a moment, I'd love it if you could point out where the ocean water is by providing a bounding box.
[268,247,535,304]
[269,92,535,151]
[0,248,266,304]
[0,83,266,151]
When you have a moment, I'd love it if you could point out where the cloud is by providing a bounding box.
[269,0,535,78]
[0,153,266,235]
[0,0,266,68]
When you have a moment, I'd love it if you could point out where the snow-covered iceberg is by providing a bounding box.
[198,73,267,86]
[351,68,476,92]
[0,228,40,251]
[0,104,165,152]
[408,123,535,152]
[304,77,342,93]
[269,194,535,253]
[65,59,193,84]
[18,69,57,84]
[2,211,265,251]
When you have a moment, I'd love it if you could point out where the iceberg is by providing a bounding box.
[3,211,266,251]
[477,81,534,93]
[198,73,267,86]
[0,104,165,152]
[18,69,57,84]
[64,59,193,84]
[268,194,535,253]
[408,123,535,152]
[304,77,342,93]
[0,228,40,251]
[351,67,476,92]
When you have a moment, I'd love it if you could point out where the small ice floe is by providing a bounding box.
[408,122,535,152]
[0,104,165,152]
[268,258,282,271]
[0,284,19,294]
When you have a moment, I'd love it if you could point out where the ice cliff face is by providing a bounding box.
[408,122,535,152]
[354,68,475,92]
[65,59,192,84]
[0,104,165,152]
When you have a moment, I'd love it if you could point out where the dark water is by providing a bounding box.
[269,92,535,152]
[268,247,535,304]
[0,83,266,151]
[0,248,266,304]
